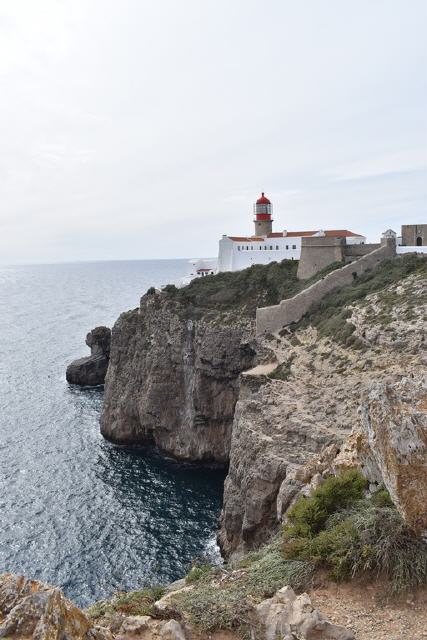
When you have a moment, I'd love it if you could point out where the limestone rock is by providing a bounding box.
[220,269,426,557]
[159,619,187,639]
[100,292,255,462]
[66,326,111,386]
[119,614,151,634]
[254,585,354,640]
[0,573,111,640]
[219,371,346,560]
[359,375,427,536]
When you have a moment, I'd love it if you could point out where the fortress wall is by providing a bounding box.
[256,240,396,335]
[402,224,427,246]
[345,243,380,257]
[296,237,345,280]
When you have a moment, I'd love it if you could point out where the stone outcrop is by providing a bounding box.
[0,573,111,640]
[100,292,256,463]
[66,326,111,386]
[335,375,427,537]
[218,365,349,560]
[254,585,354,640]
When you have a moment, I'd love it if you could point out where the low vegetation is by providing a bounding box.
[172,541,313,637]
[160,259,342,317]
[295,254,427,347]
[283,470,427,592]
[87,472,427,637]
[267,354,295,381]
[86,585,165,620]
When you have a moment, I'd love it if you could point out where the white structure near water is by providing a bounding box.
[183,193,366,282]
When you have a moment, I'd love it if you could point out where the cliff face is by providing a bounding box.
[100,292,256,463]
[220,264,427,559]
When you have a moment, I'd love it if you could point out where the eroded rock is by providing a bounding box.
[254,585,354,640]
[359,375,427,537]
[66,326,111,386]
[0,573,111,640]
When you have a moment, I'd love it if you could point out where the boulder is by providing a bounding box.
[359,375,427,537]
[254,585,354,640]
[0,573,111,640]
[160,619,187,639]
[66,326,111,386]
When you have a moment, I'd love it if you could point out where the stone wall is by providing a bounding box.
[296,237,345,280]
[344,243,380,257]
[256,240,396,335]
[402,224,427,246]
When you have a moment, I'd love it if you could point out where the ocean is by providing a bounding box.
[0,260,225,607]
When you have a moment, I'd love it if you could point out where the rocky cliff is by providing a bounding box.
[100,292,256,463]
[220,257,427,559]
[99,260,309,463]
[66,326,111,386]
[97,256,426,554]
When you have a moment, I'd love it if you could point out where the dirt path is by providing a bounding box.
[310,581,427,640]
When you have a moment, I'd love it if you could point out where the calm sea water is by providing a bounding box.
[0,260,225,606]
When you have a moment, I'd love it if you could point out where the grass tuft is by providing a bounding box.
[86,585,166,620]
[283,471,427,592]
[172,540,313,636]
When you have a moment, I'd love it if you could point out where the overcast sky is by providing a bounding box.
[0,0,426,264]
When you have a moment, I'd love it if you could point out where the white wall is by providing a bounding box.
[218,234,366,272]
[396,246,427,254]
[346,236,366,245]
[218,237,234,271]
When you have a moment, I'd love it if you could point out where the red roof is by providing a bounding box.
[228,229,364,242]
[268,230,364,238]
[229,236,264,242]
[323,230,364,237]
[256,192,271,205]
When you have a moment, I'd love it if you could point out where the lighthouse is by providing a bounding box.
[254,192,273,236]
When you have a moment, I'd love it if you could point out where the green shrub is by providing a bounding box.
[284,470,367,538]
[146,286,156,295]
[186,563,213,584]
[370,485,394,508]
[268,355,295,381]
[163,283,179,294]
[283,471,427,592]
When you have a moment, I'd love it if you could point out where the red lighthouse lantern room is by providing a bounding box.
[253,192,273,235]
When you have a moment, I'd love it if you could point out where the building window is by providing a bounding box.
[286,245,289,250]
[270,245,273,250]
[292,244,296,249]
[276,245,279,250]
[417,236,422,246]
[237,246,240,251]
[251,245,253,250]
[246,246,249,250]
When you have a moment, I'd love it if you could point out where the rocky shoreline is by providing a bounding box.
[57,256,427,638]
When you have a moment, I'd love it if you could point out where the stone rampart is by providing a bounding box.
[345,243,380,257]
[256,240,396,335]
[296,237,345,280]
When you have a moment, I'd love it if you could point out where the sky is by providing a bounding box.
[0,0,426,264]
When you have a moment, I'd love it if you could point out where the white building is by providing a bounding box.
[181,258,217,287]
[181,192,366,284]
[218,193,366,272]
